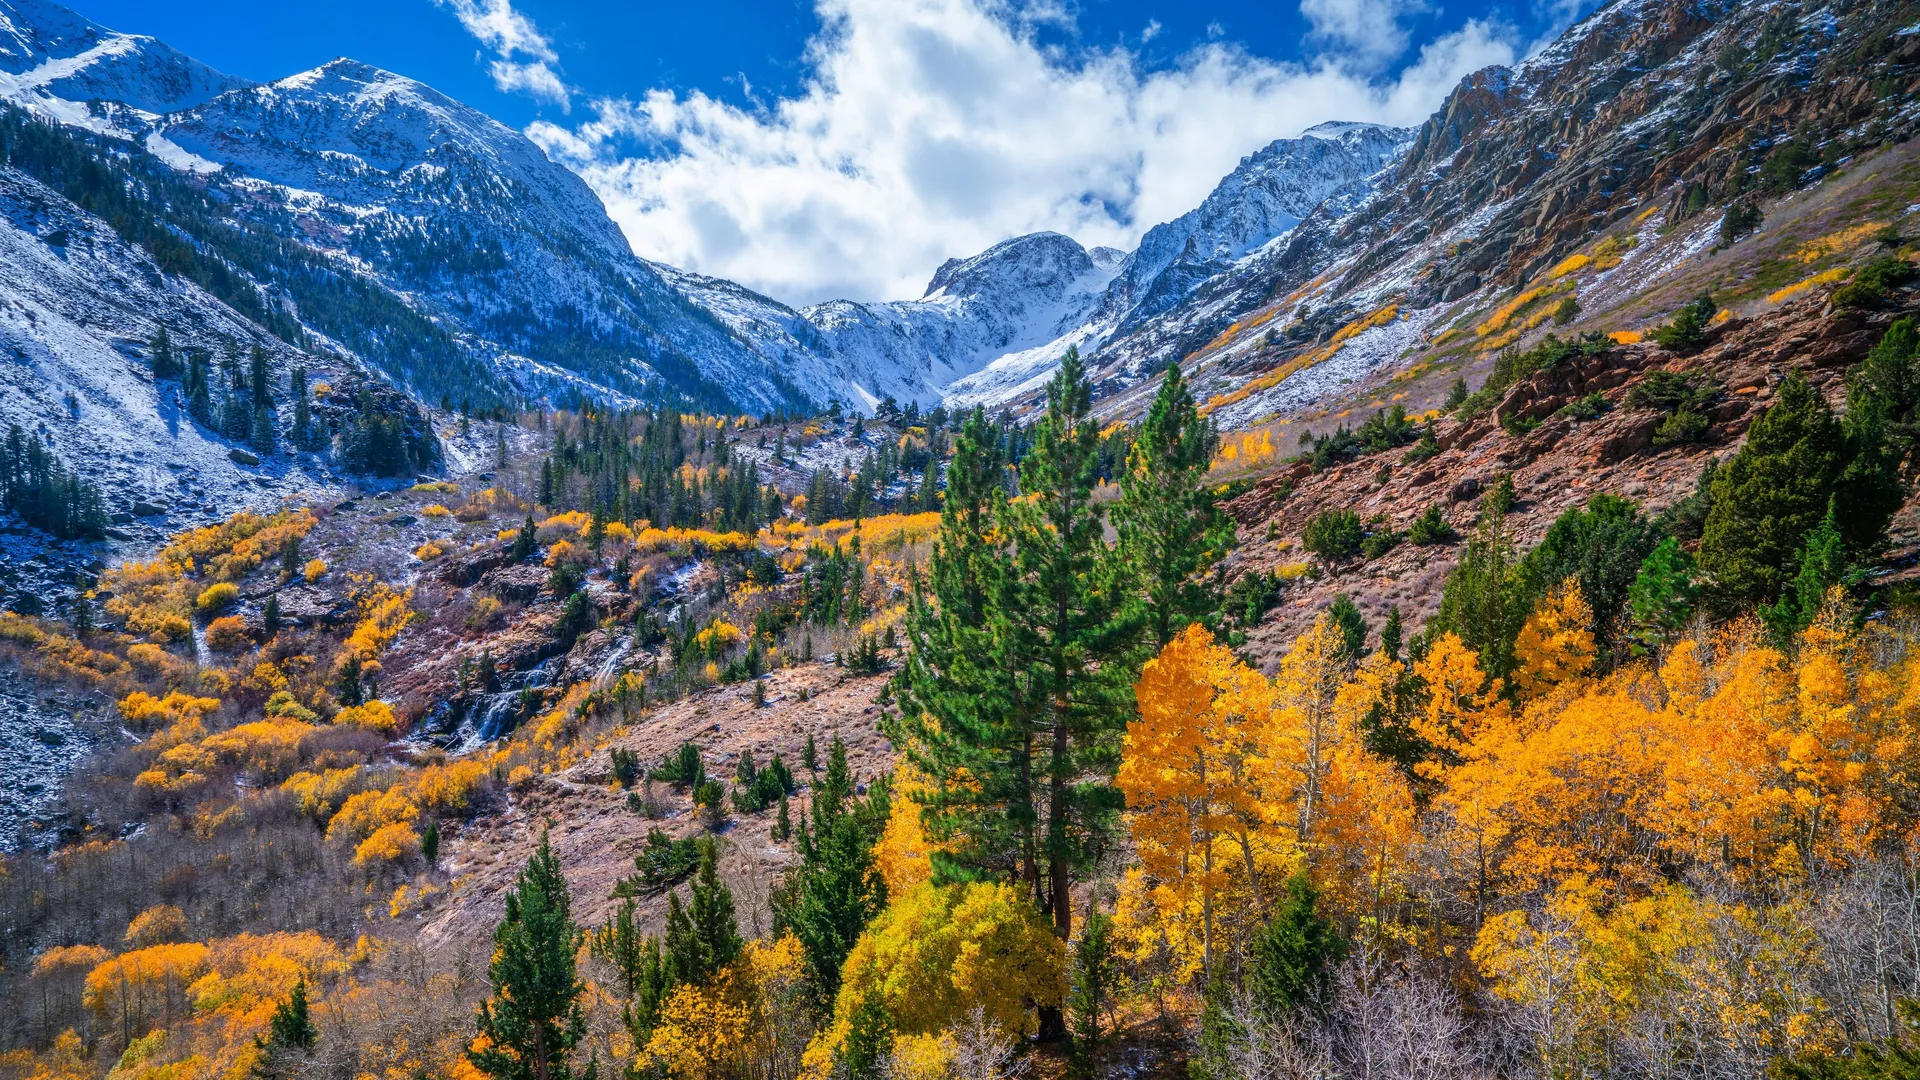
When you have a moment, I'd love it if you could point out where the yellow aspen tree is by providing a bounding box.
[1316,650,1419,922]
[1511,580,1597,702]
[1410,633,1507,766]
[1268,613,1351,845]
[1120,623,1289,976]
[1657,621,1797,878]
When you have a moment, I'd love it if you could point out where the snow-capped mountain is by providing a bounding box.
[656,231,1125,411]
[1101,122,1413,332]
[0,0,1420,421]
[155,58,822,414]
[946,121,1414,408]
[800,233,1123,409]
[0,0,249,124]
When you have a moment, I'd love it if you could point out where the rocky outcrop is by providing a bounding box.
[1219,289,1914,663]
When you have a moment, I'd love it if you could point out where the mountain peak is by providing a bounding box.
[922,231,1095,302]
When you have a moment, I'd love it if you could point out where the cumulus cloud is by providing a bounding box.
[435,0,570,108]
[530,0,1535,306]
[1299,0,1428,65]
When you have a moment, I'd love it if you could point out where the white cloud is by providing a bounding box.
[530,0,1530,307]
[435,0,570,108]
[1299,0,1428,65]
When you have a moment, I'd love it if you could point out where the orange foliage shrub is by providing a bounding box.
[327,787,420,843]
[334,701,399,734]
[203,615,251,653]
[353,821,422,867]
[282,766,365,822]
[125,904,188,947]
[117,690,220,732]
[343,586,413,662]
[413,760,489,815]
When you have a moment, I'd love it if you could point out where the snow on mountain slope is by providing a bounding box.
[0,163,356,582]
[1102,122,1413,331]
[0,0,250,123]
[802,232,1121,408]
[656,232,1125,411]
[945,122,1413,409]
[157,58,816,414]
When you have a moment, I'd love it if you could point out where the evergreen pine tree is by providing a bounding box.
[1069,910,1117,1049]
[186,349,213,424]
[1426,509,1529,680]
[1248,873,1346,1019]
[1327,593,1367,661]
[1111,361,1232,646]
[253,405,276,454]
[773,736,886,1011]
[1836,319,1917,558]
[1378,606,1404,661]
[511,513,538,562]
[590,898,673,1046]
[1003,347,1136,976]
[1518,494,1661,667]
[840,989,894,1080]
[662,838,740,988]
[1628,537,1700,647]
[250,345,273,413]
[336,654,364,708]
[470,833,586,1080]
[1699,372,1849,612]
[251,978,318,1079]
[149,327,179,380]
[1761,501,1857,641]
[888,408,1025,884]
[290,367,315,452]
[422,817,440,865]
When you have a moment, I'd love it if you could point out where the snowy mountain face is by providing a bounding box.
[798,232,1122,409]
[0,0,249,124]
[944,121,1413,409]
[1104,122,1413,332]
[0,158,393,597]
[0,0,826,416]
[157,59,815,414]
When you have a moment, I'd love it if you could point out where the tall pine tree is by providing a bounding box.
[890,409,1028,884]
[1699,372,1849,612]
[469,832,587,1080]
[1005,347,1134,948]
[772,735,887,1011]
[1111,361,1232,647]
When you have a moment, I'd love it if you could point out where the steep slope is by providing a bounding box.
[0,154,428,613]
[946,121,1413,407]
[159,59,813,414]
[0,0,250,124]
[1073,0,1920,427]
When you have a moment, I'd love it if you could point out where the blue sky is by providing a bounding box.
[76,0,1600,305]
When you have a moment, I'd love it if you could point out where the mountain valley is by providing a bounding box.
[3,0,1920,1077]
